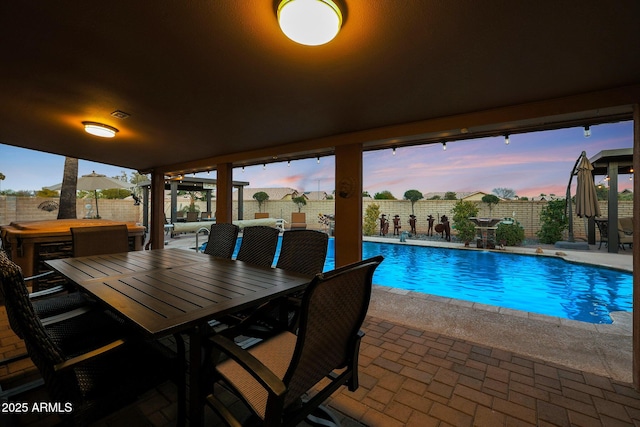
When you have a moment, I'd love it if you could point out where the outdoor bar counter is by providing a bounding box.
[0,219,145,278]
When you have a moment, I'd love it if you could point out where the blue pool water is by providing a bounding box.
[229,238,632,324]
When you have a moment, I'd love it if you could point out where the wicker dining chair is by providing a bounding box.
[70,225,130,257]
[235,226,280,268]
[0,250,176,426]
[276,230,328,276]
[203,223,240,259]
[206,256,384,427]
[0,251,91,341]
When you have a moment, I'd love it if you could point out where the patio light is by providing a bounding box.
[584,125,591,138]
[277,0,342,46]
[82,121,118,138]
[504,134,510,145]
[442,142,447,151]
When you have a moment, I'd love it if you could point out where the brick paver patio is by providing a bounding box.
[3,306,640,426]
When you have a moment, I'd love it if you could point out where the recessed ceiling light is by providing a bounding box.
[82,121,119,138]
[278,0,342,46]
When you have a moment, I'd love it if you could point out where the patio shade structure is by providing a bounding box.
[47,171,133,218]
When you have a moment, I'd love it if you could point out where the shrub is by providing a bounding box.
[537,199,567,243]
[451,200,479,243]
[363,203,381,236]
[496,222,525,246]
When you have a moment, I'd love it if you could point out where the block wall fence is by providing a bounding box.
[1,196,633,241]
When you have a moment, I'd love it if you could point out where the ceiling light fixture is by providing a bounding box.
[442,142,447,151]
[392,147,396,155]
[317,156,320,164]
[277,0,342,46]
[82,121,118,138]
[504,134,510,145]
[584,125,591,138]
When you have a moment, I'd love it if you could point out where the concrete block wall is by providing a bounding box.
[1,196,633,242]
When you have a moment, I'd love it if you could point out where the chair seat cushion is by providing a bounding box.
[216,331,296,419]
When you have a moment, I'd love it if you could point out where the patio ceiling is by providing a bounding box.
[0,1,639,175]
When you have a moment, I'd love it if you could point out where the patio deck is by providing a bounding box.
[1,236,637,426]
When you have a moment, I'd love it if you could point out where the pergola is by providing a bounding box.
[137,177,250,226]
[589,148,635,252]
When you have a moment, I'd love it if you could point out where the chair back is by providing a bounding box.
[0,251,32,339]
[235,226,280,268]
[204,223,239,259]
[276,230,328,276]
[282,256,383,408]
[0,251,67,367]
[71,225,130,257]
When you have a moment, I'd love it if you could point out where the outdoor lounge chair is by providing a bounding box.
[205,256,383,427]
[289,212,307,230]
[71,224,130,257]
[0,251,176,426]
[203,223,240,259]
[618,217,633,249]
[235,226,280,268]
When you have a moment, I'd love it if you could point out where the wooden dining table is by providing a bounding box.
[46,248,312,427]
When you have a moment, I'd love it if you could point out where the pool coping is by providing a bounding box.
[364,236,634,382]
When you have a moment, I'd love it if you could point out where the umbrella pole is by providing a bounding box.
[565,151,585,242]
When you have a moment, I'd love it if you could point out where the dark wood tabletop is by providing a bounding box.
[46,248,311,338]
[46,248,312,426]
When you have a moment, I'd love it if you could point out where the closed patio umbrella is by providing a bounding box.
[575,153,601,219]
[47,171,133,218]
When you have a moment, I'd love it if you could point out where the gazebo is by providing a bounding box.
[138,176,250,227]
[588,148,634,253]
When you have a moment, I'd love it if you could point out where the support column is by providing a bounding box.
[216,163,233,223]
[170,181,178,224]
[607,161,619,253]
[334,143,363,267]
[633,104,640,389]
[150,171,165,249]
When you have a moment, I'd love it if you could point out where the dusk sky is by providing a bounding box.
[0,121,633,199]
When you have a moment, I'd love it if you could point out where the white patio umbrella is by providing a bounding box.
[47,171,133,218]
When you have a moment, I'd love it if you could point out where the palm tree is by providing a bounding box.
[57,157,78,219]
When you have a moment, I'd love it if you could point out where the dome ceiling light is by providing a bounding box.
[277,0,343,46]
[82,121,119,138]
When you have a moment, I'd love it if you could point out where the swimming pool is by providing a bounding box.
[231,238,632,324]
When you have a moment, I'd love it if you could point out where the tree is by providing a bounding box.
[444,191,457,200]
[492,187,516,199]
[253,191,269,212]
[428,194,441,200]
[363,203,381,236]
[0,172,5,192]
[36,188,60,198]
[100,188,131,199]
[403,189,423,215]
[373,190,396,200]
[481,194,500,216]
[58,157,78,219]
[362,190,371,198]
[537,199,568,243]
[451,200,479,244]
[292,195,307,212]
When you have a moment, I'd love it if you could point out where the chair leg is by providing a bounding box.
[305,404,342,427]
